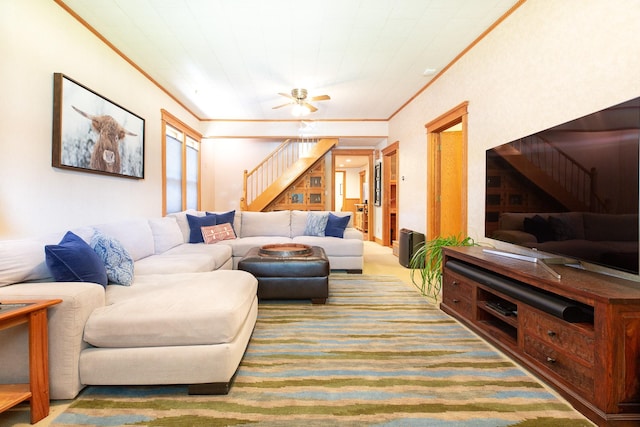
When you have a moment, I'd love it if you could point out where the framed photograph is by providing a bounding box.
[310,193,322,204]
[309,176,322,187]
[290,193,304,204]
[52,73,145,179]
[374,162,381,206]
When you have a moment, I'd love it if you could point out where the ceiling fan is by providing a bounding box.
[272,88,330,116]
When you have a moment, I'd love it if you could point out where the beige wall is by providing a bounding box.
[389,0,640,242]
[0,0,199,238]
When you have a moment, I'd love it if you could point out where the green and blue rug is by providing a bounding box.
[52,275,592,426]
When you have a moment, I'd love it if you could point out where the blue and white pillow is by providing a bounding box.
[90,230,134,286]
[304,212,329,236]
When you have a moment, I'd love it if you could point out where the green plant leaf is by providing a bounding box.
[409,234,477,299]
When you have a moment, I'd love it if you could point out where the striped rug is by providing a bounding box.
[52,274,592,426]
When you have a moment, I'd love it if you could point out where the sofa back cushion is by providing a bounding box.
[241,210,290,237]
[148,217,184,254]
[94,219,155,261]
[290,210,309,237]
[0,239,52,286]
[166,209,202,243]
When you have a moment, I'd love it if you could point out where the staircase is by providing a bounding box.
[241,138,338,212]
[494,135,608,212]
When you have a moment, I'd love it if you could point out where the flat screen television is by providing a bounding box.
[485,96,640,278]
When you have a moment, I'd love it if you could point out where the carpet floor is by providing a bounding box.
[51,274,592,426]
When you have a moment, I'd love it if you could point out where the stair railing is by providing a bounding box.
[513,136,608,212]
[241,138,317,210]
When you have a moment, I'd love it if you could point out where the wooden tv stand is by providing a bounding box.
[441,246,640,427]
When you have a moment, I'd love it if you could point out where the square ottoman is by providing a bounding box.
[238,245,329,304]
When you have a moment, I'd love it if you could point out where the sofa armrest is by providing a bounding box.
[491,230,538,245]
[0,281,105,399]
[343,228,363,240]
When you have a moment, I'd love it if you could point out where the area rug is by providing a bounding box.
[52,274,592,426]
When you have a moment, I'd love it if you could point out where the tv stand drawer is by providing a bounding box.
[520,307,594,365]
[523,335,594,398]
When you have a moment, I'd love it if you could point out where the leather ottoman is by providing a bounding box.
[238,246,329,304]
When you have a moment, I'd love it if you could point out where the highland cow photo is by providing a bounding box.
[52,73,145,179]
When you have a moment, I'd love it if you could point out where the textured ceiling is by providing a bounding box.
[61,0,520,121]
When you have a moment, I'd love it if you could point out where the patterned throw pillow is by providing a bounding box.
[201,223,236,244]
[304,212,329,236]
[90,230,134,286]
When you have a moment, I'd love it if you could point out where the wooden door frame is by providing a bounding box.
[425,102,468,241]
[382,141,399,247]
[331,148,374,240]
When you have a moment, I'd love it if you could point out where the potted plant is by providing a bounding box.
[409,234,477,300]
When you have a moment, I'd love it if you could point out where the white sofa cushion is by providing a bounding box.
[0,239,52,286]
[293,235,364,256]
[166,209,202,243]
[241,210,290,237]
[94,219,155,261]
[225,236,293,258]
[83,270,257,348]
[148,217,183,253]
[134,243,232,275]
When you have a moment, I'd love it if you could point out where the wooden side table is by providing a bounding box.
[0,299,62,424]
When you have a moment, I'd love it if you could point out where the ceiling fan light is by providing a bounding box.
[292,103,310,116]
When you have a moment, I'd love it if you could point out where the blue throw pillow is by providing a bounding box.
[206,210,236,232]
[325,213,351,238]
[186,214,218,243]
[90,230,134,286]
[45,231,108,287]
[304,212,329,236]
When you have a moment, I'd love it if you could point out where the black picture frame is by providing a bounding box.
[374,162,381,206]
[52,73,145,179]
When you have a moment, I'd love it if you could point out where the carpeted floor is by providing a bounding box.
[50,274,592,426]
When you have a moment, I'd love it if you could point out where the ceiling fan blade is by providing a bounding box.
[278,92,295,100]
[272,102,293,109]
[304,102,318,113]
[310,94,330,101]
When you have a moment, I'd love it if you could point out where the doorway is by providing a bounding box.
[425,102,468,241]
[382,141,399,247]
[331,149,374,240]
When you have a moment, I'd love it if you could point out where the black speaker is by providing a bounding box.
[398,228,425,268]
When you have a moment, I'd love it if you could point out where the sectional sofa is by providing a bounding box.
[0,209,363,400]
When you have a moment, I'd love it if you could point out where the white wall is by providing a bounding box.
[0,0,199,238]
[201,138,282,212]
[389,0,640,243]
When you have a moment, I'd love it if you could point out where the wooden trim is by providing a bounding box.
[382,141,399,156]
[382,141,399,247]
[161,110,202,140]
[426,103,468,241]
[425,102,469,132]
[161,110,203,215]
[161,119,168,216]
